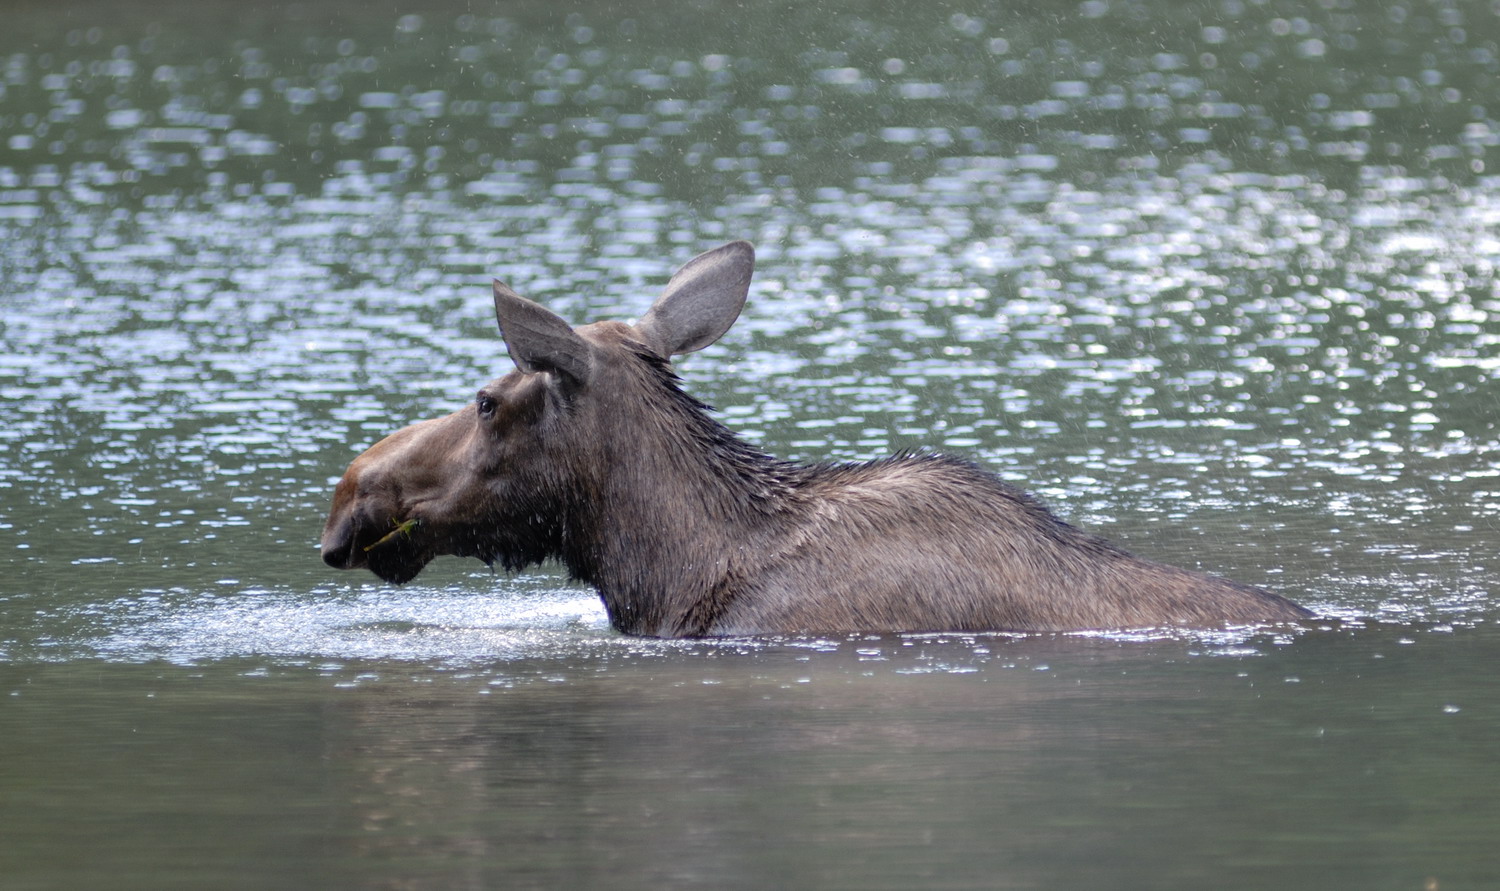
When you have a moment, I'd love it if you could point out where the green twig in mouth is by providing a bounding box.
[363,517,420,552]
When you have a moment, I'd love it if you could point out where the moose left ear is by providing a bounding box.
[492,280,594,384]
[635,241,754,357]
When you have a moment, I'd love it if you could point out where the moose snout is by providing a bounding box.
[320,522,363,570]
[320,494,374,570]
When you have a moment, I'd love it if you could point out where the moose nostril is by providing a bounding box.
[321,539,351,569]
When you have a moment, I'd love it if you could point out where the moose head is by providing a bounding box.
[319,242,761,609]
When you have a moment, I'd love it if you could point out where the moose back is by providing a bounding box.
[321,241,1311,636]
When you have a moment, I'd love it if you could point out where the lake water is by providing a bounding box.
[3,0,1498,887]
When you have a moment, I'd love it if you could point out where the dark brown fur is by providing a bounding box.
[321,242,1311,637]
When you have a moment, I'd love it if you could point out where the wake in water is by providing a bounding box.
[4,559,1481,669]
[81,582,621,666]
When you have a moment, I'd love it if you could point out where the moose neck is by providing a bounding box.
[558,356,798,636]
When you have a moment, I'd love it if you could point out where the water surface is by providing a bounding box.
[2,1,1498,888]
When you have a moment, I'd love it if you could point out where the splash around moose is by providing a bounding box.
[321,241,1311,637]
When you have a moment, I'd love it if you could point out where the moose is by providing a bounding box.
[321,241,1311,637]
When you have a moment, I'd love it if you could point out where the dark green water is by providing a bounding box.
[2,1,1497,888]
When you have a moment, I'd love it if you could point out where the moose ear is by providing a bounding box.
[635,241,754,357]
[492,280,593,384]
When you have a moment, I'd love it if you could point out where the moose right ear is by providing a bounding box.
[492,280,593,384]
[635,240,754,357]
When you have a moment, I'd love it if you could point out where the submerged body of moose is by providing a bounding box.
[321,241,1311,636]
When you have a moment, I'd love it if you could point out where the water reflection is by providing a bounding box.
[5,621,1496,889]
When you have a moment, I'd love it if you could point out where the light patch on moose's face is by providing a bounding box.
[325,376,564,584]
[322,410,475,580]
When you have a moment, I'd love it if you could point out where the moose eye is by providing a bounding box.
[476,393,497,418]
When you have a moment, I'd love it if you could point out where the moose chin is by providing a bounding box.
[321,241,1312,638]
